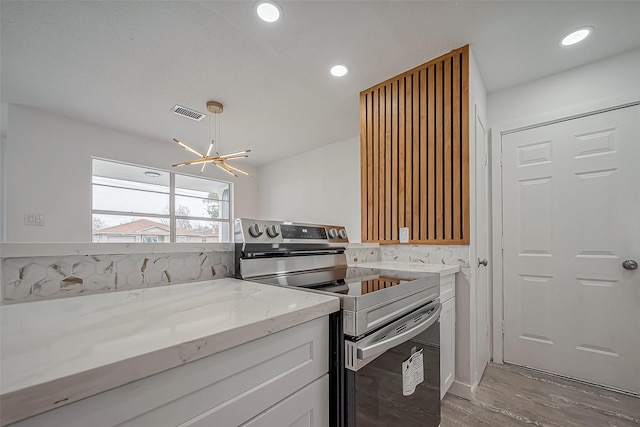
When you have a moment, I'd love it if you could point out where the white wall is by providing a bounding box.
[4,105,259,242]
[1,102,8,242]
[257,135,361,242]
[489,48,640,130]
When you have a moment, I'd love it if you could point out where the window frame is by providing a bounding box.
[91,158,233,243]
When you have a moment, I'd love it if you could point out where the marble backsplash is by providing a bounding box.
[347,244,471,280]
[345,245,382,264]
[4,244,470,303]
[381,245,469,265]
[1,251,234,304]
[382,245,471,281]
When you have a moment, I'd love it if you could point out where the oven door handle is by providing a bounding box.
[357,302,441,360]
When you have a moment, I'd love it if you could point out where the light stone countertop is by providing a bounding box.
[350,261,460,276]
[0,242,378,258]
[0,278,340,425]
[0,242,235,258]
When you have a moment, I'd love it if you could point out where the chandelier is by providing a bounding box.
[172,101,252,177]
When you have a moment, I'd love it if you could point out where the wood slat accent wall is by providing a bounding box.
[360,45,469,244]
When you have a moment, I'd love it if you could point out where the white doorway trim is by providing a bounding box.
[490,99,640,364]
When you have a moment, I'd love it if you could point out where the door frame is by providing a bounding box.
[474,112,491,376]
[490,100,640,364]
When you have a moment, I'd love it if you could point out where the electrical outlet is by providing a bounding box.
[24,213,45,226]
[399,227,409,243]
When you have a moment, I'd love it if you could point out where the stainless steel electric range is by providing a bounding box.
[234,218,442,427]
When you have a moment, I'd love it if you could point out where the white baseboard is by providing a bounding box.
[447,380,477,400]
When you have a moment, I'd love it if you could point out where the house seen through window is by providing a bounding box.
[92,158,232,243]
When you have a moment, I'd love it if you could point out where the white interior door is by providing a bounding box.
[502,104,640,394]
[475,112,490,381]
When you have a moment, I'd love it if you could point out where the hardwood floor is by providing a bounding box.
[442,363,640,427]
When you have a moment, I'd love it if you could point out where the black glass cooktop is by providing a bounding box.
[251,266,438,298]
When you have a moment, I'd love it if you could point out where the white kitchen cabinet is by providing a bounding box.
[9,317,329,427]
[240,375,329,427]
[440,272,456,398]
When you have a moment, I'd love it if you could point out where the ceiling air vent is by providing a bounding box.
[171,104,206,121]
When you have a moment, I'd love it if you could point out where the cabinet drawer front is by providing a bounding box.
[238,375,328,427]
[440,273,456,302]
[11,317,329,427]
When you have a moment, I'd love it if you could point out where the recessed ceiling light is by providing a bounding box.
[144,171,161,178]
[330,65,349,77]
[256,1,281,23]
[561,27,593,46]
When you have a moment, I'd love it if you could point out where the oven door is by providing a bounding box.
[344,302,441,427]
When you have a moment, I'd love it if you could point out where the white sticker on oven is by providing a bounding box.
[402,348,424,396]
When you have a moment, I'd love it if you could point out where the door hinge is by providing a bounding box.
[501,320,505,335]
[499,153,503,167]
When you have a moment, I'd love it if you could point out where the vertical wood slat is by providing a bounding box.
[405,74,413,232]
[453,54,462,240]
[398,78,405,228]
[444,57,452,240]
[360,92,368,242]
[419,68,427,241]
[372,88,379,241]
[366,92,373,241]
[360,45,469,245]
[435,60,443,240]
[427,65,436,240]
[412,72,420,241]
[461,48,470,244]
[385,82,392,240]
[379,86,386,240]
[391,81,398,241]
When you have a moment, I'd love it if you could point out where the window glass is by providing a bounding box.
[92,214,171,243]
[176,219,225,243]
[92,181,169,215]
[175,174,230,220]
[92,159,232,243]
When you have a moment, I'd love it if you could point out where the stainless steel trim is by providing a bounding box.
[240,253,347,278]
[235,218,348,244]
[355,302,441,360]
[343,288,439,337]
[340,270,439,311]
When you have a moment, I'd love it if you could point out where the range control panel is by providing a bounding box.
[235,218,348,244]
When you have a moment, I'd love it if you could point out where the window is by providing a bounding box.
[92,158,232,243]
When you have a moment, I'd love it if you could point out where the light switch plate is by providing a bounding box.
[399,227,409,243]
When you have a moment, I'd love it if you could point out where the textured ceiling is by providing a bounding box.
[3,1,640,166]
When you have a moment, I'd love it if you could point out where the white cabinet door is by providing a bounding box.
[9,317,329,427]
[240,375,329,427]
[440,296,455,398]
[502,104,640,393]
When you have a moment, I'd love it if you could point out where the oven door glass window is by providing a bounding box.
[346,328,440,427]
